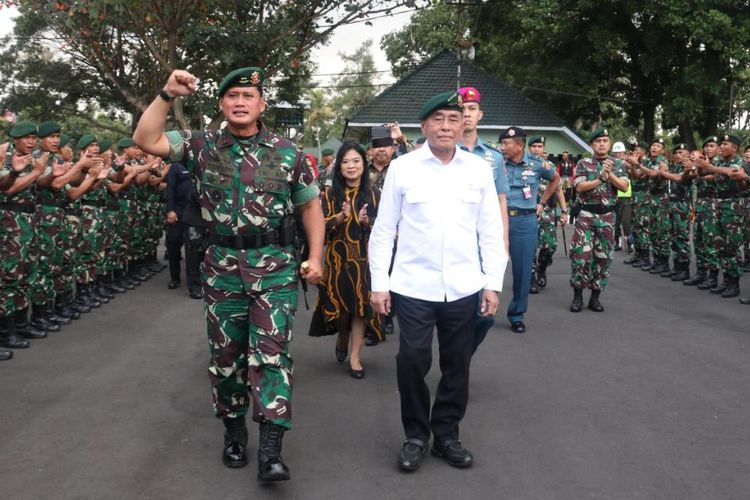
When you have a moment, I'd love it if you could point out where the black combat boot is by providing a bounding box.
[115,269,136,290]
[684,266,705,286]
[660,259,675,278]
[94,279,114,302]
[672,262,690,282]
[46,300,72,326]
[529,268,539,294]
[623,252,639,265]
[710,274,727,294]
[721,276,740,298]
[649,257,667,274]
[0,348,12,361]
[56,290,81,319]
[640,254,654,271]
[536,264,548,288]
[76,284,100,309]
[569,288,583,313]
[29,304,60,333]
[588,289,604,312]
[697,270,719,290]
[15,309,47,339]
[222,417,248,468]
[257,421,290,482]
[104,273,127,294]
[0,315,30,349]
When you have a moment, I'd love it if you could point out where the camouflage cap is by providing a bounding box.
[37,121,61,138]
[321,148,334,156]
[99,139,113,151]
[59,133,72,147]
[721,134,741,146]
[702,135,719,148]
[76,134,97,150]
[589,127,610,142]
[499,126,526,141]
[117,137,135,148]
[457,86,481,103]
[418,91,464,121]
[10,121,38,138]
[218,67,266,97]
[528,135,546,146]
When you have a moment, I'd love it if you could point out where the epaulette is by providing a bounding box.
[484,141,502,154]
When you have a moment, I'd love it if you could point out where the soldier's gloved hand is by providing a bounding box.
[300,260,323,285]
[164,69,199,97]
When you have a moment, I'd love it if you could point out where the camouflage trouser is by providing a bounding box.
[537,207,557,267]
[669,200,691,265]
[103,208,125,273]
[117,200,134,271]
[649,192,670,259]
[130,201,146,263]
[716,199,745,278]
[694,198,719,271]
[203,243,298,429]
[77,206,104,284]
[30,206,65,306]
[569,210,615,290]
[744,198,750,259]
[632,190,651,251]
[146,199,164,258]
[0,209,33,316]
[62,214,82,292]
[95,209,116,277]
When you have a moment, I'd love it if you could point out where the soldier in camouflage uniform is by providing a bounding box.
[660,143,694,282]
[622,142,650,267]
[742,145,750,274]
[569,128,629,312]
[0,121,49,351]
[684,137,721,287]
[133,67,324,482]
[737,147,750,304]
[528,136,567,292]
[700,134,746,298]
[637,139,671,275]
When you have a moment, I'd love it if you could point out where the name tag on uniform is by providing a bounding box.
[523,185,532,199]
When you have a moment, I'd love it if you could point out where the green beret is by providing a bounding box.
[10,121,38,138]
[721,134,741,146]
[37,121,61,138]
[59,134,72,147]
[117,137,135,148]
[77,134,97,150]
[99,139,113,151]
[321,148,334,156]
[589,127,610,142]
[528,135,546,146]
[672,143,688,153]
[418,91,464,121]
[651,138,665,146]
[218,67,265,97]
[702,136,718,148]
[638,141,650,150]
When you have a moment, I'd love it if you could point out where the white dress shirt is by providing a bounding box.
[368,143,508,302]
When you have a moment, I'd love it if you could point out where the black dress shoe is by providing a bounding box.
[510,321,526,334]
[349,363,365,379]
[398,438,428,472]
[168,280,180,289]
[335,346,347,364]
[431,438,473,468]
[189,289,203,299]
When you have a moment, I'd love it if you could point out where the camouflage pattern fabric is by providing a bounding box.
[713,155,746,278]
[0,210,33,316]
[165,122,319,429]
[116,198,134,272]
[537,207,557,267]
[29,205,62,306]
[643,155,670,259]
[670,201,692,265]
[569,156,627,290]
[63,212,82,289]
[77,198,105,285]
[631,189,651,252]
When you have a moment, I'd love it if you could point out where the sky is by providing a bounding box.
[0,5,412,88]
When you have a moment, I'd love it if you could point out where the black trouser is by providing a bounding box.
[166,222,186,282]
[184,225,206,293]
[392,291,478,443]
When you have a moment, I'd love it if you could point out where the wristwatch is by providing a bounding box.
[158,89,175,102]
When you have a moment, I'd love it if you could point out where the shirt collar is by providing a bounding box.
[216,120,275,150]
[420,141,463,165]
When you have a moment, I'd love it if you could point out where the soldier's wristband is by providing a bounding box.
[9,169,20,177]
[158,89,175,102]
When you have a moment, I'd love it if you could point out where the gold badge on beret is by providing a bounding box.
[508,129,516,137]
[250,71,261,85]
[724,134,729,141]
[540,136,545,142]
[467,90,475,99]
[603,129,608,136]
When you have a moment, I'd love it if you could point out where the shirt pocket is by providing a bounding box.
[245,150,291,219]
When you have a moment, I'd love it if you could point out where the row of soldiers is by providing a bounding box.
[615,135,750,300]
[0,120,169,361]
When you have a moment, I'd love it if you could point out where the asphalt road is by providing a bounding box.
[2,252,749,500]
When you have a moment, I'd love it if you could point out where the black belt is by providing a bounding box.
[81,201,105,207]
[0,202,34,213]
[507,208,536,217]
[40,201,67,208]
[208,224,295,250]
[579,204,615,214]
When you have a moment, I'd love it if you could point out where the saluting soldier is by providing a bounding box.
[569,128,629,312]
[528,135,567,292]
[133,67,324,482]
[500,126,560,333]
[456,85,509,352]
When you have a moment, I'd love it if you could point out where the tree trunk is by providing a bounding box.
[642,103,656,141]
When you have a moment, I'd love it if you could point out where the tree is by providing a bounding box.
[0,0,417,131]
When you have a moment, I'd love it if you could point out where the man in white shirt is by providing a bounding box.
[369,92,508,472]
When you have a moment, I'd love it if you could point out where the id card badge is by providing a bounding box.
[523,185,532,199]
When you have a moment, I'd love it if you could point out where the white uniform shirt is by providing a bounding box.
[368,143,508,302]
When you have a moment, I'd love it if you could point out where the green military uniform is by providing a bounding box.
[643,140,670,273]
[686,137,720,286]
[164,75,318,430]
[666,143,693,281]
[529,137,559,291]
[630,142,652,266]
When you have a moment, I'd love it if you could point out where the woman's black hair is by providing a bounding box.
[331,141,370,214]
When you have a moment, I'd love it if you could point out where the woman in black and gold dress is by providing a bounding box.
[309,142,382,379]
